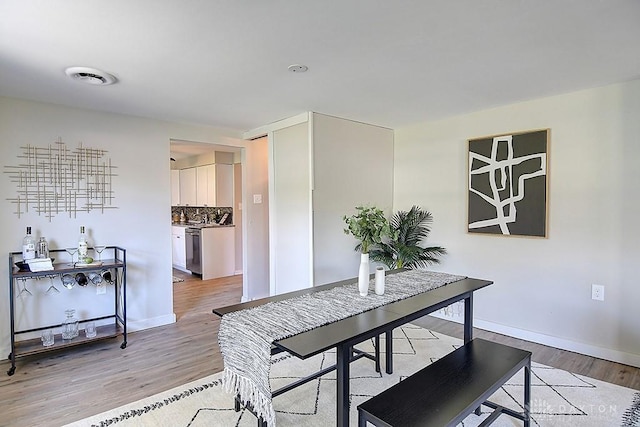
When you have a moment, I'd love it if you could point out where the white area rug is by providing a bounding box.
[64,325,639,426]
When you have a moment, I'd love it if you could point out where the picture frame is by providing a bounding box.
[467,129,549,237]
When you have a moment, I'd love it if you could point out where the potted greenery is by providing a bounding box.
[343,206,390,295]
[369,205,446,270]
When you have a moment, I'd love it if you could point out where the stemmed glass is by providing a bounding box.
[66,247,78,266]
[94,245,106,261]
[16,278,32,298]
[45,274,60,295]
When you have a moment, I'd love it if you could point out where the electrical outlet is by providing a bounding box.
[591,284,605,301]
[96,282,107,295]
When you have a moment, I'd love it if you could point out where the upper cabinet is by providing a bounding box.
[197,164,216,207]
[179,167,197,206]
[174,163,233,207]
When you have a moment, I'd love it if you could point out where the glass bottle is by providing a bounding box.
[61,309,79,340]
[37,236,49,259]
[22,227,36,261]
[78,226,89,262]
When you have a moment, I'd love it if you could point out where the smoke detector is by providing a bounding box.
[65,67,117,86]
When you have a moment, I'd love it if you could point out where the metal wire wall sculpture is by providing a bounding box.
[4,138,118,221]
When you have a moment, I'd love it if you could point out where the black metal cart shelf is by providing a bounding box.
[7,246,127,376]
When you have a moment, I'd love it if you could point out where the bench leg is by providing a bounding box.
[524,360,531,427]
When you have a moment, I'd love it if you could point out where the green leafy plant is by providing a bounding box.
[343,206,390,254]
[369,205,446,269]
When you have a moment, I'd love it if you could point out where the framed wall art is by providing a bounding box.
[467,129,549,237]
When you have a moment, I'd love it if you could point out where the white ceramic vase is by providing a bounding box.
[375,266,385,295]
[358,253,370,296]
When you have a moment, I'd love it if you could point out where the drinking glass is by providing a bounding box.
[85,321,97,338]
[94,245,106,261]
[66,247,78,266]
[41,329,55,347]
[45,274,60,295]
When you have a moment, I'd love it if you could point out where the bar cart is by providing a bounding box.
[7,246,127,376]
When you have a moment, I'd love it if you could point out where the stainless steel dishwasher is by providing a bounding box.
[185,228,202,275]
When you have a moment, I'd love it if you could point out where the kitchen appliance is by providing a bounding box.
[185,228,202,275]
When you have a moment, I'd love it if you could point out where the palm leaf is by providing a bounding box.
[384,206,446,269]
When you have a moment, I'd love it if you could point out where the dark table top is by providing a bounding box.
[212,272,492,360]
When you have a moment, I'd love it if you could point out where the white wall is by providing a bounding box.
[0,97,253,355]
[312,113,394,285]
[242,136,270,300]
[270,122,312,294]
[394,79,640,366]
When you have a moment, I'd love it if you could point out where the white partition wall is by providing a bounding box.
[311,113,394,285]
[245,112,393,295]
[270,122,312,295]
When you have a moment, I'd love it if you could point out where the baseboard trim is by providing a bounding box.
[128,314,176,332]
[430,312,640,368]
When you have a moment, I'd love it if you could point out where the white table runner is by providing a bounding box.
[218,269,465,426]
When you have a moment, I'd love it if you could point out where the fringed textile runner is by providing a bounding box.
[217,269,465,426]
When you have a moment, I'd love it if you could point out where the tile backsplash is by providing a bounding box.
[171,206,233,225]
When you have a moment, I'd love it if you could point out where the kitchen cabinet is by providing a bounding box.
[171,170,180,205]
[196,164,215,206]
[179,168,197,206]
[177,163,233,207]
[201,226,235,279]
[171,226,188,271]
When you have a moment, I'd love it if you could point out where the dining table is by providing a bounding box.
[213,270,492,427]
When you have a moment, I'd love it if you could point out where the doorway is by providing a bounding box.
[170,139,244,305]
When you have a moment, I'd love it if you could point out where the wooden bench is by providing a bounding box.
[357,338,531,427]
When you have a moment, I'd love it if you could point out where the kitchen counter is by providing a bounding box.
[172,223,236,279]
[171,222,235,228]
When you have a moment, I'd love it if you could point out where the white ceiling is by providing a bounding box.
[1,1,639,133]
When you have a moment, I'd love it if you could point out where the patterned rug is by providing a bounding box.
[64,325,639,427]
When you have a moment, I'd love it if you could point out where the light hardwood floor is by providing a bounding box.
[1,272,638,427]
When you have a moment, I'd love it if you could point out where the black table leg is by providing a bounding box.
[336,343,350,427]
[464,294,474,344]
[524,359,531,427]
[374,335,381,373]
[385,330,393,374]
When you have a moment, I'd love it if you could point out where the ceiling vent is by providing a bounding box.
[288,64,308,73]
[65,67,117,86]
